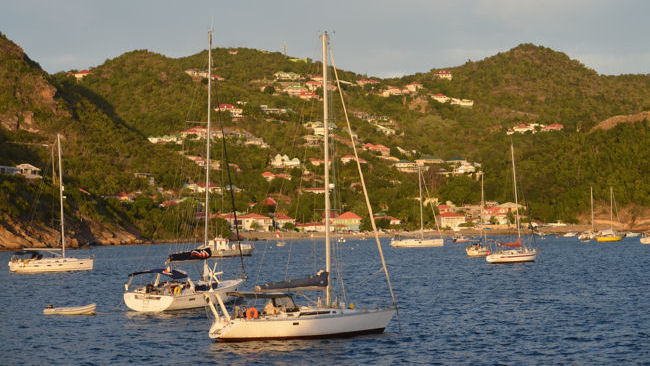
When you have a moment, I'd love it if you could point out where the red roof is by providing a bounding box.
[262,171,275,177]
[440,212,464,217]
[337,211,362,220]
[75,69,93,75]
[434,93,446,97]
[275,214,293,220]
[261,197,278,206]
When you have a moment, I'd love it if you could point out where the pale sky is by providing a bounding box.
[2,0,648,77]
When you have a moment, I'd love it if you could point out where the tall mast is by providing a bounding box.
[481,174,486,240]
[590,186,594,232]
[511,144,521,239]
[57,134,65,258]
[322,32,331,307]
[418,167,424,240]
[204,30,212,248]
[609,186,613,231]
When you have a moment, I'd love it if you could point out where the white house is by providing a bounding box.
[270,154,301,169]
[15,163,42,179]
[434,70,452,80]
[440,212,466,229]
[216,104,243,118]
[274,71,301,81]
[431,93,450,103]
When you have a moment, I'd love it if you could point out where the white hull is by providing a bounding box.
[210,307,395,341]
[9,256,93,273]
[391,237,443,247]
[211,247,254,257]
[465,246,488,257]
[124,278,243,312]
[641,236,650,245]
[486,249,536,263]
[44,303,96,315]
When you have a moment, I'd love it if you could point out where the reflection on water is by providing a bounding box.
[2,236,650,364]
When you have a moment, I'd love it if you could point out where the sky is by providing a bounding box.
[2,0,648,78]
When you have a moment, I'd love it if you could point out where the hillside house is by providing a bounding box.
[216,104,243,118]
[381,86,402,97]
[362,143,390,157]
[541,123,564,132]
[393,160,419,173]
[340,155,367,164]
[374,216,402,226]
[274,71,301,81]
[431,93,450,103]
[299,90,318,100]
[283,83,308,96]
[332,211,362,232]
[228,50,238,55]
[270,154,300,169]
[73,69,93,80]
[15,163,42,179]
[405,82,423,93]
[415,155,444,166]
[0,165,20,176]
[357,78,379,87]
[440,212,466,230]
[434,70,452,80]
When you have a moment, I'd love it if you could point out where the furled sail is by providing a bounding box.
[499,238,522,247]
[127,268,188,280]
[255,271,328,293]
[167,248,212,262]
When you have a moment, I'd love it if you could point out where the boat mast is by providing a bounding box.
[322,32,332,307]
[481,174,486,240]
[510,144,521,240]
[590,186,594,232]
[609,186,613,232]
[204,31,212,249]
[57,133,65,258]
[418,166,424,240]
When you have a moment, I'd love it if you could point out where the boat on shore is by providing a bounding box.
[641,232,650,245]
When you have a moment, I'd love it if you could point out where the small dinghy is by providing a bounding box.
[43,303,96,316]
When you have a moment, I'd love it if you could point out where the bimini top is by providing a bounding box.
[127,268,188,280]
[226,291,293,299]
[167,248,212,262]
[254,271,328,293]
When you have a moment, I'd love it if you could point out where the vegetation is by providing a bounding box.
[1,30,649,244]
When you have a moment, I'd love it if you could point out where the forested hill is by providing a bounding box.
[1,30,649,248]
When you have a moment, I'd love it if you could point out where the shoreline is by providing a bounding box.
[2,224,646,251]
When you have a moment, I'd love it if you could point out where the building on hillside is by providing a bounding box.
[362,143,390,157]
[439,211,466,230]
[283,83,308,96]
[340,155,367,165]
[393,160,419,173]
[431,93,450,103]
[404,82,423,93]
[73,69,93,80]
[216,104,243,118]
[295,222,326,232]
[299,90,318,100]
[332,211,362,232]
[541,123,564,132]
[374,215,402,226]
[0,165,20,176]
[415,155,444,166]
[260,105,288,114]
[274,214,296,229]
[356,78,379,87]
[270,154,301,169]
[434,70,452,80]
[228,50,238,55]
[15,163,42,179]
[380,86,402,97]
[274,71,301,81]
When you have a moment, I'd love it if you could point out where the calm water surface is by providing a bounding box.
[2,236,650,365]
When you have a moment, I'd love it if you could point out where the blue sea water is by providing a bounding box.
[1,236,650,365]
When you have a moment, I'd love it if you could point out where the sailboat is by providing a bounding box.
[391,166,444,247]
[485,144,537,264]
[123,31,244,312]
[596,186,622,242]
[8,134,94,273]
[466,175,488,257]
[204,32,396,341]
[578,187,597,241]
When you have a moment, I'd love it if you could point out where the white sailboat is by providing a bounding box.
[466,175,488,257]
[123,31,243,312]
[596,186,622,242]
[391,166,444,247]
[8,134,94,273]
[641,232,650,245]
[486,144,537,264]
[205,32,396,341]
[197,236,254,257]
[578,187,597,241]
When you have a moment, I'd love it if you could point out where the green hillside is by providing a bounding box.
[1,30,649,247]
